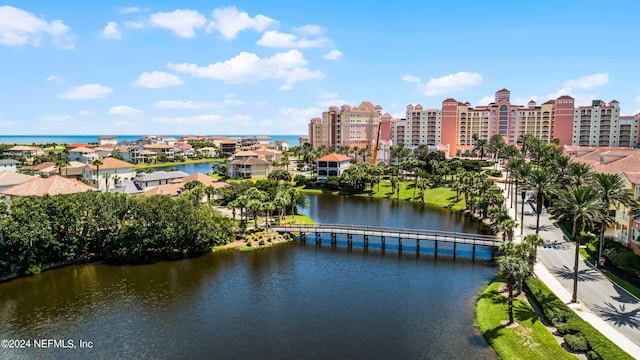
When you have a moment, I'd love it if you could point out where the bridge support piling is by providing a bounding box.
[398,238,402,252]
[416,239,420,257]
[381,236,386,250]
[331,233,337,246]
[300,232,306,243]
[453,242,457,260]
[491,246,496,261]
[315,232,321,244]
[472,244,476,261]
[363,235,369,249]
[434,240,438,259]
[347,234,352,248]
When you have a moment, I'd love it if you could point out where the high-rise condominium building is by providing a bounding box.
[309,89,640,157]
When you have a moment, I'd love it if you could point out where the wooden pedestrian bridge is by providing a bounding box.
[270,224,501,261]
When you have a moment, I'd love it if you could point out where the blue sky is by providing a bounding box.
[1,1,639,135]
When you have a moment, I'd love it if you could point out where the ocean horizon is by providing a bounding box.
[0,134,304,147]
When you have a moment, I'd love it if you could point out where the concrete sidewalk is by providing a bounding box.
[497,180,640,358]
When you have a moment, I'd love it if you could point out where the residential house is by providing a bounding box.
[142,172,229,199]
[134,170,189,190]
[98,136,118,146]
[316,153,352,182]
[68,146,100,164]
[0,175,95,203]
[197,147,219,158]
[219,140,238,155]
[173,142,195,159]
[3,146,45,163]
[83,158,136,191]
[0,171,35,193]
[0,159,20,172]
[142,144,175,162]
[275,139,289,150]
[20,161,87,178]
[228,157,271,179]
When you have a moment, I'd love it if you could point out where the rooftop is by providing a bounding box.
[0,175,95,197]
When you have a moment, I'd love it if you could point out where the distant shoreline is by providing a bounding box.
[0,134,304,146]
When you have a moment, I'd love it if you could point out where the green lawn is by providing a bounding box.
[476,281,576,360]
[299,180,465,211]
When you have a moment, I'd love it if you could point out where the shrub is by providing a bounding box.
[25,264,42,276]
[588,350,603,360]
[485,169,502,177]
[564,333,589,352]
[525,276,632,360]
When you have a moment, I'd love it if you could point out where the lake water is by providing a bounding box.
[0,194,496,359]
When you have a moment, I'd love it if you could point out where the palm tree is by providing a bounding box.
[566,162,594,186]
[498,218,518,241]
[473,139,488,160]
[592,173,634,266]
[204,185,216,205]
[497,250,530,324]
[515,162,532,235]
[91,159,103,190]
[526,168,556,234]
[55,157,70,176]
[103,173,111,191]
[522,234,544,271]
[551,186,603,303]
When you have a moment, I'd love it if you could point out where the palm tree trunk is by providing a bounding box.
[520,191,526,235]
[572,232,580,303]
[508,284,514,324]
[598,220,606,267]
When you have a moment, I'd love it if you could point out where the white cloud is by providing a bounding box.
[477,96,494,105]
[402,75,421,83]
[132,71,183,88]
[512,96,538,106]
[0,5,73,49]
[108,105,144,116]
[295,25,323,36]
[123,21,143,29]
[168,49,323,87]
[78,110,93,116]
[46,75,62,82]
[149,9,207,38]
[153,98,244,109]
[152,114,222,124]
[323,49,342,60]
[279,84,293,91]
[58,84,113,99]
[102,22,121,40]
[318,90,338,99]
[119,6,141,14]
[280,106,324,126]
[421,72,482,96]
[41,114,71,121]
[563,73,608,90]
[207,6,277,39]
[257,30,329,48]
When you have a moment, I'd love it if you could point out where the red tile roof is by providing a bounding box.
[317,153,351,162]
[0,175,95,197]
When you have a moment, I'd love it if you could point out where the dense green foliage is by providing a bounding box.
[524,276,632,360]
[0,191,235,276]
[476,281,575,360]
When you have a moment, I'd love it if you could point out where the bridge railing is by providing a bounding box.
[270,223,499,244]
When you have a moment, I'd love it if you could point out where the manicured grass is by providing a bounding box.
[135,158,224,170]
[298,180,465,211]
[602,272,640,299]
[476,281,576,360]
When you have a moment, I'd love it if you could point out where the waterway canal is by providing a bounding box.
[0,194,496,359]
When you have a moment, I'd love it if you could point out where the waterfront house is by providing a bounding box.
[219,140,238,155]
[316,153,352,182]
[0,171,35,192]
[0,159,20,172]
[134,170,189,190]
[142,172,228,199]
[197,147,219,158]
[228,157,271,179]
[68,146,100,164]
[83,158,136,191]
[0,175,95,203]
[142,144,175,161]
[3,146,45,163]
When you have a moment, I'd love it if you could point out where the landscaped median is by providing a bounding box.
[476,280,576,360]
[524,276,633,360]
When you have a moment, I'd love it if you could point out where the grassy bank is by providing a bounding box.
[134,158,224,170]
[476,281,575,360]
[298,180,465,211]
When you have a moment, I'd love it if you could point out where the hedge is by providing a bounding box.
[524,276,632,360]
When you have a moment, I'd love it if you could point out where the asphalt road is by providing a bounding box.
[519,200,640,346]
